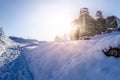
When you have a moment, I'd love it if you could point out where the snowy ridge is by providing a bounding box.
[23,32,120,80]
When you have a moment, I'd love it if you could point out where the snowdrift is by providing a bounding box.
[23,32,120,80]
[0,34,33,80]
[0,34,17,66]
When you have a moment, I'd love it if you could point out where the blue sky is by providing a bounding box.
[0,0,120,41]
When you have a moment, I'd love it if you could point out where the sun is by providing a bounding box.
[26,3,75,41]
[41,4,74,40]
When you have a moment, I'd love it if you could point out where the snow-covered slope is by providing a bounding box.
[22,32,120,80]
[0,34,18,66]
[9,36,39,44]
[10,36,40,48]
[1,32,120,80]
[0,35,15,55]
[0,34,33,80]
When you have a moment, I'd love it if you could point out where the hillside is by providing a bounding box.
[22,32,120,80]
[1,32,120,80]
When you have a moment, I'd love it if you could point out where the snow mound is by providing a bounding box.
[23,32,120,80]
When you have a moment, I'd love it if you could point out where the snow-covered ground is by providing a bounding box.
[1,32,120,80]
[23,32,120,80]
[0,34,18,67]
[0,35,33,80]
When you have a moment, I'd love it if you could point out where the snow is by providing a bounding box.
[22,32,120,80]
[1,32,120,80]
[0,34,19,67]
[0,34,33,80]
[25,46,38,50]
